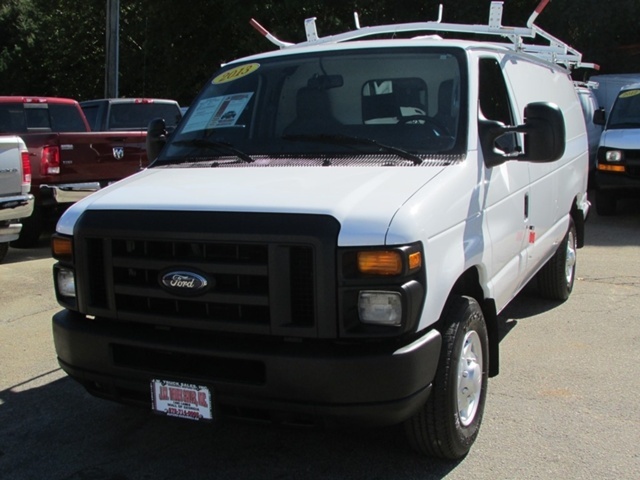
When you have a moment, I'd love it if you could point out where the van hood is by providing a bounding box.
[58,165,446,246]
[600,128,640,149]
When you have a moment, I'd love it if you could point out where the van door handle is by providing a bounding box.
[524,193,529,219]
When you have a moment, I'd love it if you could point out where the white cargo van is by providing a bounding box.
[590,73,640,115]
[575,82,603,182]
[593,82,640,215]
[51,2,590,459]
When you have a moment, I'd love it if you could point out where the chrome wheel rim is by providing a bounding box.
[565,229,576,286]
[457,330,483,427]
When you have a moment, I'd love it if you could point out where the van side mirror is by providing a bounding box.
[480,102,565,167]
[146,117,167,162]
[593,107,606,126]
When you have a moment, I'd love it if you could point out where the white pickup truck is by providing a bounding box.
[51,2,590,459]
[0,135,33,262]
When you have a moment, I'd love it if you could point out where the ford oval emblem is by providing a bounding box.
[160,270,210,296]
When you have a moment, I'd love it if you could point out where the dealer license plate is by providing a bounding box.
[150,379,213,422]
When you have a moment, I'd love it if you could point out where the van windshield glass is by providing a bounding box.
[608,89,640,129]
[159,47,467,164]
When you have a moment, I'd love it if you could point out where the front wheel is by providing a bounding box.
[404,296,489,459]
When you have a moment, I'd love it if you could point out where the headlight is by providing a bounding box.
[358,291,402,326]
[56,267,76,298]
[605,150,623,162]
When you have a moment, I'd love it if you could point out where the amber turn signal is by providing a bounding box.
[52,235,73,260]
[597,164,625,172]
[408,251,422,271]
[357,250,403,275]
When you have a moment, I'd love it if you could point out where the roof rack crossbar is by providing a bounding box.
[250,1,597,70]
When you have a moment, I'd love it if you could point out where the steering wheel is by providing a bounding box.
[398,115,450,137]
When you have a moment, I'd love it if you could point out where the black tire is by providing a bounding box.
[595,190,617,216]
[10,207,43,248]
[0,242,8,263]
[537,218,576,301]
[404,296,489,460]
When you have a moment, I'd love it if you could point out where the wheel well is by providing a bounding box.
[449,267,500,377]
[571,200,585,248]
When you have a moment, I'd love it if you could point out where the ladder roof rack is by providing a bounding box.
[250,0,598,71]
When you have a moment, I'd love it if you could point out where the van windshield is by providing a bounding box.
[159,47,468,165]
[608,88,640,129]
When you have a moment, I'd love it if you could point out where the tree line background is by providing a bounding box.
[0,0,638,107]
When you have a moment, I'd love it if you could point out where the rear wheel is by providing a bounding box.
[537,218,576,301]
[404,296,489,459]
[0,242,8,263]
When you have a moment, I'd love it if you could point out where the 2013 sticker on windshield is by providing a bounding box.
[213,63,260,84]
[619,89,640,99]
[181,92,254,133]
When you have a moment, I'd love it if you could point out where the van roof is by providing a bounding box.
[619,82,640,92]
[225,38,567,74]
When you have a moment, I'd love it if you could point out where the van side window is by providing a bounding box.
[479,58,518,154]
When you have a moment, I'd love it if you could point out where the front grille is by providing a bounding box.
[74,211,340,338]
[112,345,265,384]
[624,150,640,178]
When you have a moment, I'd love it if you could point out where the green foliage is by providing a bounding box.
[0,0,637,105]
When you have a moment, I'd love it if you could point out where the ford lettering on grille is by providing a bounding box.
[160,271,209,295]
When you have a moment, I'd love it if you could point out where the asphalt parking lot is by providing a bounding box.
[1,200,639,480]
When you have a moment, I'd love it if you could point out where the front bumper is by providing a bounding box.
[595,170,640,196]
[53,309,442,426]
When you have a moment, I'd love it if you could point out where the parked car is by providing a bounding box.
[590,73,640,114]
[0,96,148,247]
[80,98,182,132]
[575,81,604,184]
[52,2,590,460]
[0,135,33,261]
[593,82,640,215]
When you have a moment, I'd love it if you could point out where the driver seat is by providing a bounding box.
[284,87,341,134]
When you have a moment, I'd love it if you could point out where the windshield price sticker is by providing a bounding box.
[181,92,254,133]
[151,379,213,422]
[213,63,260,84]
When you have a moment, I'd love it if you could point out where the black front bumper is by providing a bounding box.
[53,309,441,426]
[595,170,640,196]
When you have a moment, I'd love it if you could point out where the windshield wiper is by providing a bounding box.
[282,133,423,165]
[172,139,254,164]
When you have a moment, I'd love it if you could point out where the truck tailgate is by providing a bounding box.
[0,136,24,196]
[57,131,148,184]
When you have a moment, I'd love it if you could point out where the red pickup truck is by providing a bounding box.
[0,97,148,246]
[80,98,182,132]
